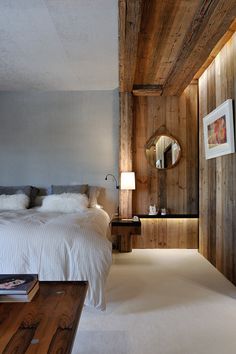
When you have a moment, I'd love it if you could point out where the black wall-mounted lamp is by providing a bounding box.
[105,174,119,189]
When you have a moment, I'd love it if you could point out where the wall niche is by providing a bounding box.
[131,83,199,249]
[133,83,199,216]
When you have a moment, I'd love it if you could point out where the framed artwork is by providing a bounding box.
[203,99,235,159]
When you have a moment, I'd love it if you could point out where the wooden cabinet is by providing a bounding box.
[111,219,141,252]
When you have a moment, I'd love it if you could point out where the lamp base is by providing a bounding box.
[114,206,119,218]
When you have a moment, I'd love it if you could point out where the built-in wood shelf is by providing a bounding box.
[137,214,199,219]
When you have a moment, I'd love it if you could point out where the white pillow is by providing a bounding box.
[40,193,89,212]
[0,194,29,210]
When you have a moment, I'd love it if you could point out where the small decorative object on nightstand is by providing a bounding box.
[149,204,158,215]
[161,208,167,215]
[111,217,141,252]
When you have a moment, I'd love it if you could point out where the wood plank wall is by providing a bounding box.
[133,83,198,215]
[132,83,199,248]
[133,218,199,249]
[199,33,236,284]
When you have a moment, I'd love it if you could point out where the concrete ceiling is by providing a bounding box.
[0,0,118,91]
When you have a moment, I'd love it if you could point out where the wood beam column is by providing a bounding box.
[119,0,142,218]
[119,92,133,218]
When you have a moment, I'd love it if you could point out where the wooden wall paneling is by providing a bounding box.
[132,219,162,249]
[198,71,208,258]
[181,218,196,249]
[158,169,167,212]
[166,219,180,248]
[166,96,185,214]
[151,219,165,249]
[178,219,188,249]
[147,97,158,209]
[199,63,217,263]
[133,96,151,215]
[166,219,186,248]
[231,36,236,284]
[215,158,224,273]
[207,61,217,267]
[185,83,199,214]
[159,219,167,248]
[150,97,166,211]
[133,85,198,217]
[215,53,225,273]
[199,33,236,285]
[133,84,198,249]
[178,91,188,215]
[186,219,199,249]
[220,39,235,281]
[132,218,198,249]
[133,219,167,249]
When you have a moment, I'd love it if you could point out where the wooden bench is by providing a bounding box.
[0,281,88,354]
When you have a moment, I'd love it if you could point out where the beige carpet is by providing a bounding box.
[72,249,236,354]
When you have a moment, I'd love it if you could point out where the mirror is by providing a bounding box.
[145,134,181,169]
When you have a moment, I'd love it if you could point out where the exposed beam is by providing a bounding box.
[194,19,236,79]
[132,84,163,96]
[119,0,143,93]
[162,0,236,96]
[134,0,199,86]
[119,92,133,218]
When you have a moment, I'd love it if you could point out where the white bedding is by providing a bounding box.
[0,207,112,310]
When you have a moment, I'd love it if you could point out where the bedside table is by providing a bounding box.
[111,218,141,252]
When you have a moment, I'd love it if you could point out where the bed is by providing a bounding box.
[0,187,112,310]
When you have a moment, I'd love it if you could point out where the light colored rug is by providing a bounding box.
[72,249,236,354]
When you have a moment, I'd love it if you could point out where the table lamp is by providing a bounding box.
[120,172,135,190]
[120,172,135,219]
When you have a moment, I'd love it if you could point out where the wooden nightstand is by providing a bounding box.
[111,218,141,252]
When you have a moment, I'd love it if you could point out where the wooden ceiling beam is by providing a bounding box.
[162,0,236,96]
[119,0,143,93]
[132,84,163,96]
[134,0,199,86]
[194,19,236,80]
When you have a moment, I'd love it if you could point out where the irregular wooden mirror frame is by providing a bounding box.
[145,133,181,169]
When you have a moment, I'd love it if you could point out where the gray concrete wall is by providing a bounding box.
[0,90,119,216]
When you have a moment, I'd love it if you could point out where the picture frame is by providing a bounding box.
[203,99,235,159]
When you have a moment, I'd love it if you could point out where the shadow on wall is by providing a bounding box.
[99,187,119,218]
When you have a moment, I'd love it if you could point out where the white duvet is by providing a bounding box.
[0,207,112,310]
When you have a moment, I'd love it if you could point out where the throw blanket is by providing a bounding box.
[0,208,112,310]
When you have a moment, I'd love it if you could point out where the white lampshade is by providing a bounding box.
[120,172,135,190]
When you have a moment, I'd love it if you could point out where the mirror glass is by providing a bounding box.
[145,134,181,169]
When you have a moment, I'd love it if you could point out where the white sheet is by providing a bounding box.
[0,207,112,310]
